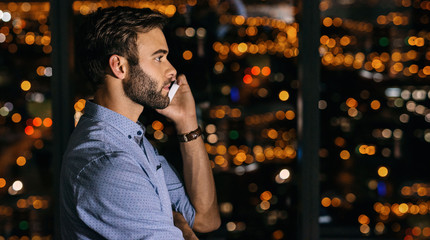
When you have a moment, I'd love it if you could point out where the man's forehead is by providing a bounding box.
[136,28,168,52]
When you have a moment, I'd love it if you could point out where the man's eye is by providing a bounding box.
[155,56,162,62]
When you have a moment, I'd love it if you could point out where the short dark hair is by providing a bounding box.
[76,7,168,89]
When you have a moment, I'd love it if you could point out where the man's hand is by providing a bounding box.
[173,211,199,240]
[160,74,221,233]
[157,74,198,134]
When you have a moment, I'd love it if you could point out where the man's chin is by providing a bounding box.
[144,98,170,110]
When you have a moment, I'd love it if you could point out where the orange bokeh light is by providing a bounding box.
[25,126,34,135]
[43,118,52,127]
[33,117,42,127]
[251,66,260,76]
[261,67,271,76]
[243,74,253,84]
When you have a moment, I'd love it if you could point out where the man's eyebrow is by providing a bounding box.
[152,49,168,56]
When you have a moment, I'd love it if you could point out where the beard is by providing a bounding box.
[123,64,170,109]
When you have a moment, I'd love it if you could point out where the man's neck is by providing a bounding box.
[93,84,143,123]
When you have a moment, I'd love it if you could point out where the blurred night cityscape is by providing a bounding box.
[0,0,430,239]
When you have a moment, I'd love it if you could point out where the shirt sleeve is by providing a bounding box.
[74,152,184,240]
[156,155,196,227]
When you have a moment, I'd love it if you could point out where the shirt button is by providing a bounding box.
[137,131,142,135]
[128,135,132,139]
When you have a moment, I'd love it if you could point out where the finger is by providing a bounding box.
[176,74,188,85]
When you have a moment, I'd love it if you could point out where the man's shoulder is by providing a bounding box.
[62,116,142,177]
[66,115,129,153]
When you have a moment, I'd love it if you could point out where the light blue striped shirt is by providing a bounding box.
[60,101,195,239]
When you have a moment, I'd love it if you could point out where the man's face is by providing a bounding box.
[122,28,176,109]
[123,63,170,109]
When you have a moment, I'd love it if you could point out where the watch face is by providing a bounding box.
[178,127,202,142]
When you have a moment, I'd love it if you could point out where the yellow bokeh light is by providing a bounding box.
[331,197,341,207]
[401,186,412,196]
[327,38,336,48]
[407,50,417,60]
[393,62,404,72]
[391,52,402,61]
[375,222,385,234]
[364,62,373,71]
[370,100,381,110]
[415,37,425,47]
[246,26,258,36]
[16,156,26,166]
[323,17,333,27]
[25,33,35,45]
[366,146,376,155]
[41,36,51,46]
[321,197,331,207]
[260,191,272,201]
[17,199,28,208]
[358,214,370,225]
[399,203,409,213]
[0,178,6,188]
[74,99,86,112]
[285,110,295,120]
[228,145,238,155]
[154,130,164,140]
[275,111,285,120]
[333,17,343,27]
[164,5,176,17]
[340,150,350,160]
[423,227,430,237]
[372,59,383,69]
[216,145,227,155]
[377,15,387,25]
[260,200,270,210]
[33,200,43,209]
[215,109,225,119]
[340,36,350,46]
[320,35,329,45]
[238,43,248,53]
[409,64,419,73]
[423,66,430,75]
[267,129,278,139]
[152,120,164,131]
[233,15,245,25]
[378,166,389,177]
[346,98,358,108]
[21,80,31,91]
[183,50,193,60]
[360,224,370,234]
[393,16,403,25]
[359,145,368,154]
[279,91,289,101]
[214,156,225,165]
[36,66,45,76]
[334,137,346,147]
[348,108,358,117]
[11,113,22,123]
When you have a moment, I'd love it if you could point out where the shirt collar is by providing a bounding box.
[84,101,145,144]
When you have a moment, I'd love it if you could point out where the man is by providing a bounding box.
[60,7,220,239]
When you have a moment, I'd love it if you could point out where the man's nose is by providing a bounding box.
[167,61,177,81]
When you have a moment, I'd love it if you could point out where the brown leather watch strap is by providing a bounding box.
[177,126,203,142]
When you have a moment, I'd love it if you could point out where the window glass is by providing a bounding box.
[0,1,53,238]
[320,0,430,238]
[72,1,300,239]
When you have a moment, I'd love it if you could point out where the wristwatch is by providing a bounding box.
[177,126,203,142]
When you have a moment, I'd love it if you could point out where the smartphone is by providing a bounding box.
[168,81,179,102]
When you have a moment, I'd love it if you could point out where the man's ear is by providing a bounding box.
[108,54,128,80]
